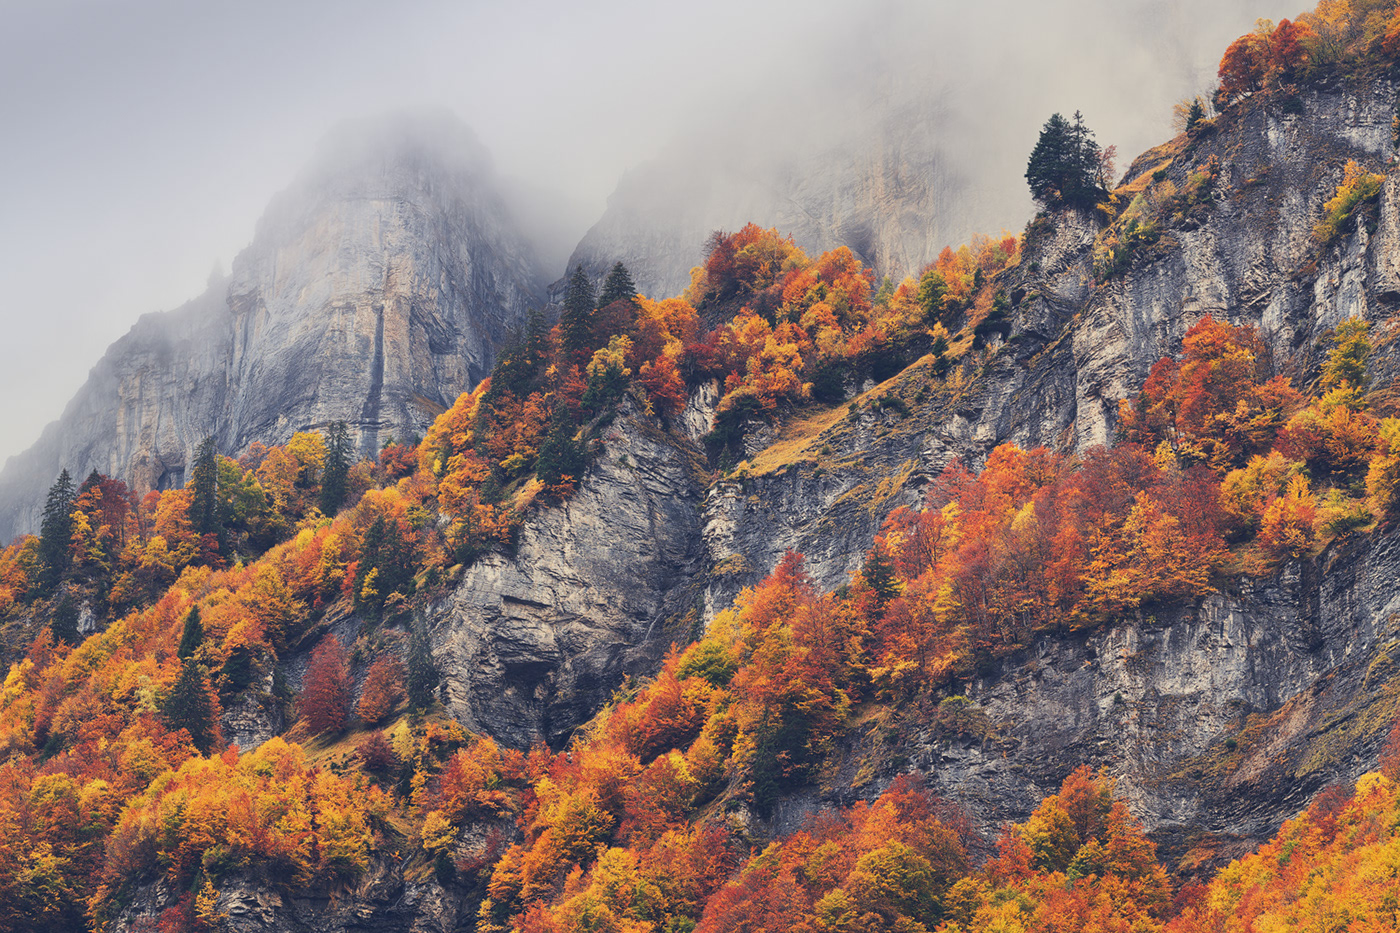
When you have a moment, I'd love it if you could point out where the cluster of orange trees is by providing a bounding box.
[0,224,1023,930]
[1215,0,1400,108]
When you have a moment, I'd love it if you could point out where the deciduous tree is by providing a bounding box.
[301,636,352,735]
[356,653,405,724]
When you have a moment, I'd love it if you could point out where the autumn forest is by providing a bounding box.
[6,1,1400,931]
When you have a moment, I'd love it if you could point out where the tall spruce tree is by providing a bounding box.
[1186,97,1207,133]
[594,261,640,347]
[597,261,638,309]
[51,591,80,646]
[489,312,550,401]
[862,543,901,613]
[163,657,221,754]
[353,516,414,614]
[319,421,353,516]
[38,469,76,593]
[559,264,598,361]
[535,410,585,489]
[177,605,204,661]
[188,435,220,538]
[1025,110,1105,211]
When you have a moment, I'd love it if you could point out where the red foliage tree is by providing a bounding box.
[300,636,352,735]
[356,653,406,724]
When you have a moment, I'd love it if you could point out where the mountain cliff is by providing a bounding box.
[0,112,547,540]
[684,70,1400,854]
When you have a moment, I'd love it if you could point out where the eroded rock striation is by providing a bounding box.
[696,74,1400,854]
[434,396,709,748]
[98,72,1400,930]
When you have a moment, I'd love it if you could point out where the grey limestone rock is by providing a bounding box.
[433,396,709,748]
[0,112,547,540]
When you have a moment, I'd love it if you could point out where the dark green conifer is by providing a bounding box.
[177,605,204,661]
[319,421,353,516]
[353,516,415,614]
[38,469,76,593]
[597,261,638,310]
[1026,110,1105,210]
[188,435,220,538]
[535,411,585,489]
[1186,97,1206,133]
[594,261,640,345]
[163,657,221,754]
[559,264,598,361]
[489,311,551,401]
[862,543,901,613]
[51,591,80,646]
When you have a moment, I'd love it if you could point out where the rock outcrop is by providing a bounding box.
[0,112,548,540]
[100,71,1400,932]
[695,73,1400,854]
[433,396,709,748]
[704,75,1400,605]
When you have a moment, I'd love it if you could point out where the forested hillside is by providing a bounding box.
[6,2,1400,931]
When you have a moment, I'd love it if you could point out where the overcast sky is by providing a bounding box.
[0,0,1285,467]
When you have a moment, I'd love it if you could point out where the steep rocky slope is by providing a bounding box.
[689,72,1400,858]
[98,71,1400,932]
[434,396,710,748]
[0,112,547,540]
[704,75,1400,606]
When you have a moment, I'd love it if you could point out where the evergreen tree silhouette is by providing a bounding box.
[177,605,204,661]
[319,421,353,516]
[163,657,222,754]
[38,469,76,593]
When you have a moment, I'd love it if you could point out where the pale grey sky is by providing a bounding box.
[0,0,1283,467]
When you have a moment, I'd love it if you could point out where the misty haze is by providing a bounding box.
[2,0,1277,479]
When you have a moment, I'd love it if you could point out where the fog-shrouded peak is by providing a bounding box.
[0,108,549,540]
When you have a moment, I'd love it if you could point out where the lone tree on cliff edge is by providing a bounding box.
[1026,110,1109,211]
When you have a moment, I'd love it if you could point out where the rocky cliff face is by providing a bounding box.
[705,75,1400,604]
[0,285,234,541]
[694,73,1400,852]
[874,528,1400,872]
[433,396,709,748]
[0,112,547,540]
[223,115,545,459]
[567,100,1026,300]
